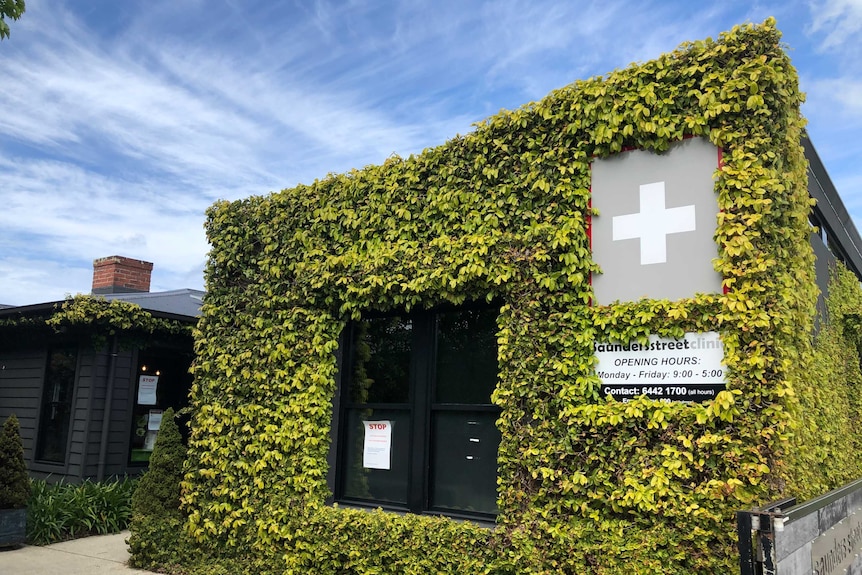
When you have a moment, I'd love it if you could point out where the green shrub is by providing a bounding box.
[0,414,30,509]
[130,407,186,516]
[26,477,136,545]
[275,505,497,574]
[128,407,191,571]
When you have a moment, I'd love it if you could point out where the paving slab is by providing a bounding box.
[0,531,155,574]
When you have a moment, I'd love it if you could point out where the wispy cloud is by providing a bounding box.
[807,78,862,117]
[797,0,862,181]
[1,1,861,305]
[0,3,455,304]
[807,0,862,50]
[0,157,209,270]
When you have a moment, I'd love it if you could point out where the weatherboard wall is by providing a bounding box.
[0,349,44,462]
[0,342,151,481]
[106,351,137,477]
[76,348,137,480]
[67,349,98,479]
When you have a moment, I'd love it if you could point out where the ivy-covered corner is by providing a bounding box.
[179,19,862,574]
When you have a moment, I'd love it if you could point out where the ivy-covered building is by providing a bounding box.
[168,20,862,575]
[0,256,201,482]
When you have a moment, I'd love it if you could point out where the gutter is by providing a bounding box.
[96,335,119,481]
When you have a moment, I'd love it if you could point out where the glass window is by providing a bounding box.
[348,316,412,404]
[429,410,501,514]
[334,305,500,519]
[129,350,192,464]
[435,308,498,404]
[36,347,78,463]
[341,408,410,504]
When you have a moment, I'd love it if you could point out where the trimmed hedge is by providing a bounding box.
[152,19,862,574]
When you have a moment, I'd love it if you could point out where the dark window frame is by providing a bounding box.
[127,347,193,466]
[329,302,501,521]
[34,345,79,464]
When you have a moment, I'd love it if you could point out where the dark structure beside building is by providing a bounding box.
[804,138,862,321]
[0,256,201,481]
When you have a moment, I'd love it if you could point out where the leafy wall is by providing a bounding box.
[784,265,862,499]
[176,20,862,574]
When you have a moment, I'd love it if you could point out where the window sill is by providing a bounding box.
[30,460,68,476]
[330,500,498,530]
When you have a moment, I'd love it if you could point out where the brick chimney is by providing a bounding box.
[92,256,153,295]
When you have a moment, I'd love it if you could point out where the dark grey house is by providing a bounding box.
[0,256,202,481]
[804,137,862,318]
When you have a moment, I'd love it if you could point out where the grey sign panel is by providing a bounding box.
[591,137,724,304]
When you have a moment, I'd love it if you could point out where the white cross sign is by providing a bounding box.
[612,181,696,265]
[591,137,721,303]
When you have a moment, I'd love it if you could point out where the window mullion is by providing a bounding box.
[408,312,432,513]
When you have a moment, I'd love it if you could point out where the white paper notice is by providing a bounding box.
[137,375,158,405]
[362,420,392,470]
[147,410,163,431]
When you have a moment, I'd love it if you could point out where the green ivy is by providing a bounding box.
[47,295,193,348]
[0,295,193,350]
[783,266,862,497]
[169,19,860,574]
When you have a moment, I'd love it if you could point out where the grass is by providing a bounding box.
[27,477,137,545]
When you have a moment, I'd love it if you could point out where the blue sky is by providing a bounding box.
[1,1,860,305]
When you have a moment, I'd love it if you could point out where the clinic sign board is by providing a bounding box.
[595,331,726,402]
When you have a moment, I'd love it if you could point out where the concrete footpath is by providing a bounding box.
[0,530,156,574]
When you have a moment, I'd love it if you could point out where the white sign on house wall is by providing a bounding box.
[595,331,726,402]
[591,137,724,303]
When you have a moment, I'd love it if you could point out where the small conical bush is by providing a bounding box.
[0,415,30,509]
[131,408,186,518]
